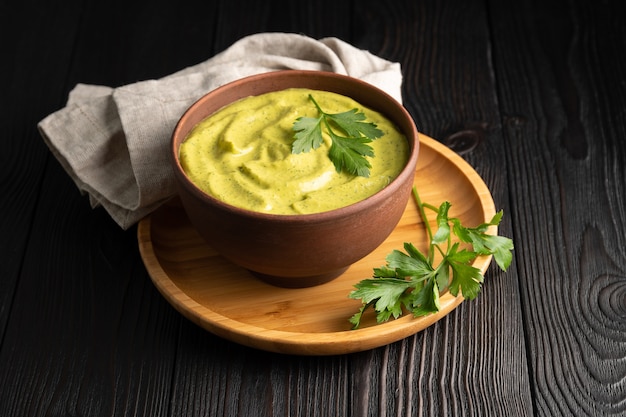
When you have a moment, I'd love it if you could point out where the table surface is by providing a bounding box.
[2,1,625,416]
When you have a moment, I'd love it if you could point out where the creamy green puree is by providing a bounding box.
[179,88,408,214]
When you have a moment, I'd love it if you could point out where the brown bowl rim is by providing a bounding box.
[170,70,419,223]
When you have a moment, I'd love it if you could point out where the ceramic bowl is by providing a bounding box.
[170,70,419,287]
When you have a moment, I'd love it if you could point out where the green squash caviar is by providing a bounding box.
[179,88,409,214]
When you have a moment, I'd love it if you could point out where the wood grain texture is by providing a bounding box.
[353,1,533,416]
[0,0,82,341]
[488,0,626,415]
[0,1,193,416]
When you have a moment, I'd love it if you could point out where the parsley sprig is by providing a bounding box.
[292,94,383,177]
[349,187,514,329]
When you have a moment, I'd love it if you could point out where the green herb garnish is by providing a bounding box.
[348,187,514,329]
[292,94,383,177]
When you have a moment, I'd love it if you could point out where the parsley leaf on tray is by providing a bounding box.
[349,187,514,329]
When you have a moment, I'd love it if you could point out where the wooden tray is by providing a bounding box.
[137,134,496,355]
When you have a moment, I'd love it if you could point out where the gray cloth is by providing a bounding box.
[38,33,403,229]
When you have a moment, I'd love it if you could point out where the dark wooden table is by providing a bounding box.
[2,1,625,415]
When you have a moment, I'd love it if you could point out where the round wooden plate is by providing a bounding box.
[137,134,496,355]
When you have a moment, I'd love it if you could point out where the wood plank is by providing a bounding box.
[212,0,352,51]
[0,166,179,415]
[488,0,626,415]
[0,0,82,346]
[0,1,219,415]
[344,1,534,416]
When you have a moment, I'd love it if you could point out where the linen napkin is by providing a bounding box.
[38,32,403,229]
